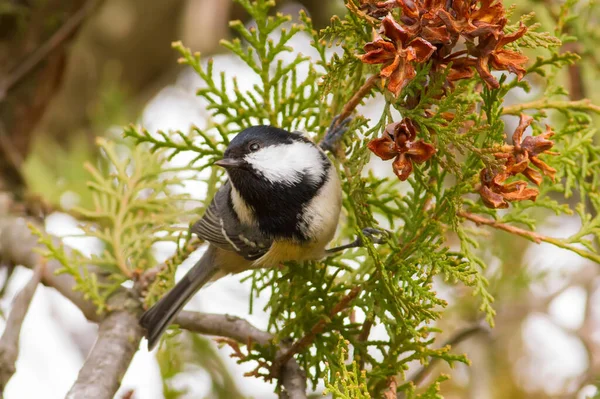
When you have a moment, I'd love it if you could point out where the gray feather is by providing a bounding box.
[140,246,219,350]
[192,181,272,260]
[140,182,272,349]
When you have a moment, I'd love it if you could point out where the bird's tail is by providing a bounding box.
[140,246,219,350]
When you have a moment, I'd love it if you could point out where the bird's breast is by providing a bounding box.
[254,166,343,268]
[252,240,328,267]
[297,166,342,246]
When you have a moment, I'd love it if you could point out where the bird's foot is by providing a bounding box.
[326,227,389,254]
[320,115,353,153]
[359,227,389,245]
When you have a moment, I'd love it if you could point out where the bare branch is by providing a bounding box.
[278,359,307,399]
[175,311,273,345]
[66,291,143,399]
[0,261,43,394]
[175,311,307,399]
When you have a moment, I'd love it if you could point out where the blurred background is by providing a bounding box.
[0,0,599,398]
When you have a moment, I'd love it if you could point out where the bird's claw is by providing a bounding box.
[320,115,353,152]
[325,227,388,255]
[360,227,389,245]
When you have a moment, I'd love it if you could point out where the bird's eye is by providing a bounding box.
[248,142,261,152]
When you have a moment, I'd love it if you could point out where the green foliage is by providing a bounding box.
[406,375,450,399]
[171,2,326,136]
[33,138,193,313]
[323,338,371,399]
[31,226,112,312]
[124,125,225,171]
[34,0,600,397]
[505,13,562,49]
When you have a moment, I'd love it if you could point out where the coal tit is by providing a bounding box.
[140,125,342,349]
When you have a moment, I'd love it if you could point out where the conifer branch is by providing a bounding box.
[270,286,362,379]
[405,322,489,390]
[0,211,307,398]
[175,311,307,398]
[337,75,381,125]
[502,98,600,115]
[0,215,99,321]
[3,0,597,397]
[459,211,600,264]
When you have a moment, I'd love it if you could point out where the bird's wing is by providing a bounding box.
[191,182,271,261]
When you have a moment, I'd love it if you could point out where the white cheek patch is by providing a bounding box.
[245,141,325,186]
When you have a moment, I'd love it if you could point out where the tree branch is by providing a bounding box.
[270,286,362,380]
[407,323,489,388]
[175,311,307,399]
[0,210,307,398]
[502,98,600,115]
[65,290,143,399]
[0,261,43,395]
[176,311,272,345]
[0,210,153,399]
[0,215,99,321]
[336,75,380,124]
[458,211,600,264]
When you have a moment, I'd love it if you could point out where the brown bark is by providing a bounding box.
[65,291,143,399]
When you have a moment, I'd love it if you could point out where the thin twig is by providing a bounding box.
[270,286,362,379]
[384,376,398,399]
[318,75,380,155]
[502,98,600,115]
[0,261,44,394]
[406,323,488,388]
[357,318,373,369]
[336,75,380,126]
[0,0,99,101]
[459,211,600,264]
[176,311,307,399]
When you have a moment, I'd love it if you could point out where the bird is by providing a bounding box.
[139,125,345,350]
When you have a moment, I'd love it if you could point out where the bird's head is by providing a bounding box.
[215,126,329,192]
[215,125,339,240]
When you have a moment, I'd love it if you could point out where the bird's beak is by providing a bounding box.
[214,157,244,168]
